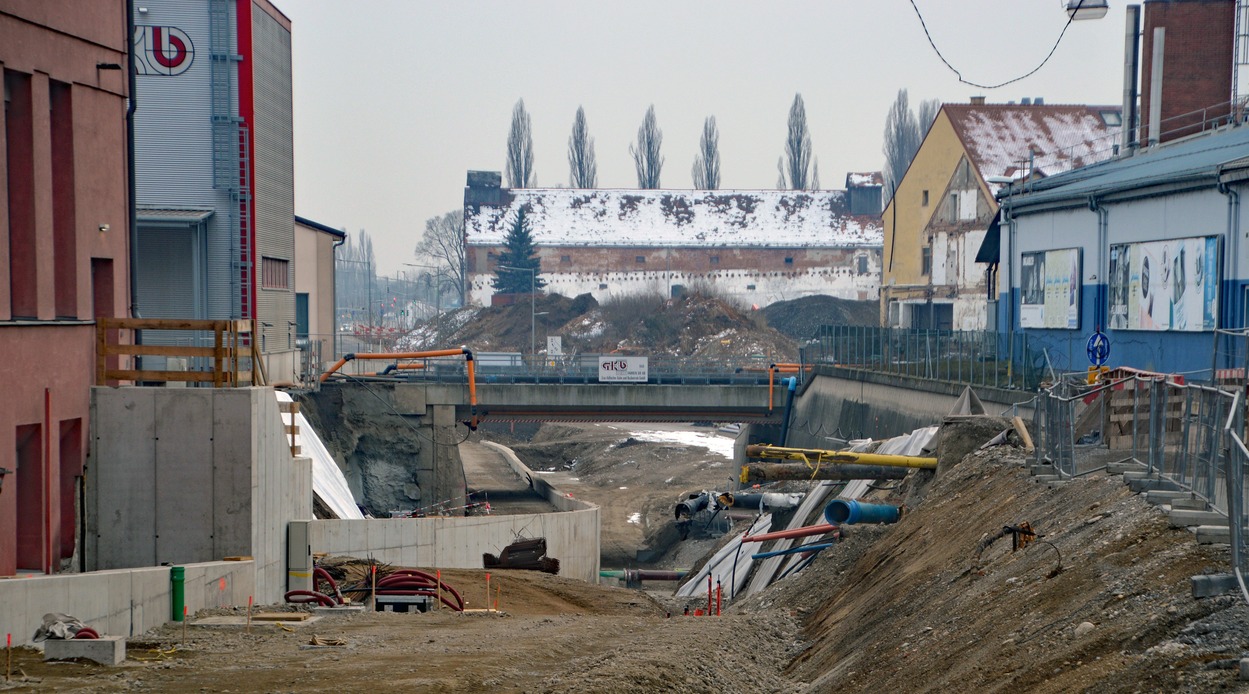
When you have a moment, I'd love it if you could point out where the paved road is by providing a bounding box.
[459,440,558,515]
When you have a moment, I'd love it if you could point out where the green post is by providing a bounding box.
[171,566,185,621]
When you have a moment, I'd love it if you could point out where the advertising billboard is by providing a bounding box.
[1020,248,1081,329]
[1107,236,1220,331]
[598,356,648,383]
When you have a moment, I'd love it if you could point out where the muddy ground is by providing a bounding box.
[12,425,1249,693]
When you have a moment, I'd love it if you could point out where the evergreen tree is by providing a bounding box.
[492,207,546,294]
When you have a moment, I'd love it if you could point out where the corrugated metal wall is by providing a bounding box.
[133,0,237,320]
[251,4,294,354]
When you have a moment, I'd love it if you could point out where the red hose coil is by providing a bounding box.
[283,590,336,607]
[73,627,100,639]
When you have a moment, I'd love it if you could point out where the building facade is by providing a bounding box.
[294,215,343,377]
[0,2,131,575]
[132,0,296,380]
[881,99,1121,331]
[464,172,883,309]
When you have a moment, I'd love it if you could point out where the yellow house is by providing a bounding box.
[881,98,1122,330]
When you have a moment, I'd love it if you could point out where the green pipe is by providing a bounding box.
[171,566,185,621]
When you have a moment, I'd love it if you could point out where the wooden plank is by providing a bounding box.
[101,317,224,331]
[222,556,253,561]
[285,424,299,435]
[103,369,216,382]
[103,343,217,358]
[96,324,108,385]
[1012,416,1035,453]
[251,612,311,622]
[213,327,224,388]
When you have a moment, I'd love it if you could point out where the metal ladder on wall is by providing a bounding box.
[1236,0,1249,119]
[209,0,253,321]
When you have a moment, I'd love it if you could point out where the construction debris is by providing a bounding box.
[483,537,560,574]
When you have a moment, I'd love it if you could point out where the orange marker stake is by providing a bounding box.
[182,606,188,643]
[495,583,500,611]
[246,596,253,634]
[716,581,722,616]
[371,565,378,612]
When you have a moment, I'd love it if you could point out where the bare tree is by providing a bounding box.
[811,158,821,190]
[918,98,941,137]
[414,209,466,303]
[691,116,721,190]
[779,93,813,190]
[882,89,922,195]
[506,98,535,188]
[567,106,597,188]
[630,105,664,189]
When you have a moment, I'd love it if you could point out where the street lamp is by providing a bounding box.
[498,265,538,356]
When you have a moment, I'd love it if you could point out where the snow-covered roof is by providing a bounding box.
[944,104,1122,181]
[846,172,883,187]
[465,188,882,248]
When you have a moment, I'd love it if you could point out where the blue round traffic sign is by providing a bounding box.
[1086,331,1110,367]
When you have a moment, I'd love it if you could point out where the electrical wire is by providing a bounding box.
[908,0,1083,90]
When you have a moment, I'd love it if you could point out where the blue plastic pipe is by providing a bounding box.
[824,499,901,525]
[750,542,834,560]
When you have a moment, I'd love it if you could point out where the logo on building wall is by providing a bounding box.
[133,26,195,76]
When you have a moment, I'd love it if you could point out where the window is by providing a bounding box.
[262,257,289,289]
[710,255,720,265]
[746,284,756,291]
[922,190,929,206]
[784,257,794,265]
[50,80,76,318]
[1100,110,1122,127]
[857,256,868,274]
[921,247,932,276]
[598,283,608,289]
[560,254,571,264]
[6,70,37,319]
[635,256,646,264]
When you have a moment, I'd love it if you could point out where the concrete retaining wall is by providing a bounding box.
[86,387,313,604]
[0,560,254,647]
[789,368,1035,444]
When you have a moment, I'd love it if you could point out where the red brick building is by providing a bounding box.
[1139,0,1234,144]
[0,2,131,575]
[463,171,883,308]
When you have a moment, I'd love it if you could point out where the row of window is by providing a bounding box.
[553,254,797,266]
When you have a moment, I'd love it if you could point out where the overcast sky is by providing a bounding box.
[280,0,1129,276]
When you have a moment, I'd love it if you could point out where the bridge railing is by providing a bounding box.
[804,326,1044,391]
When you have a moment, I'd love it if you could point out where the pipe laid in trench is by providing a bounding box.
[751,542,835,560]
[742,523,838,543]
[740,462,909,484]
[824,499,901,525]
[746,444,937,470]
[722,491,803,512]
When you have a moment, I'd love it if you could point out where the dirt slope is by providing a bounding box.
[752,444,1247,693]
[399,290,798,362]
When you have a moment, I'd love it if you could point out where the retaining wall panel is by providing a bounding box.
[154,389,215,564]
[93,388,158,568]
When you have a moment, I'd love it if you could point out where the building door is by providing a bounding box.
[295,292,309,341]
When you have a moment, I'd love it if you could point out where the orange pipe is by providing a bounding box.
[321,348,469,382]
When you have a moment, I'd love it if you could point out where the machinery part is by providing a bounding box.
[747,444,937,470]
[741,462,909,484]
[743,523,838,543]
[675,491,711,520]
[824,499,902,525]
[483,537,560,575]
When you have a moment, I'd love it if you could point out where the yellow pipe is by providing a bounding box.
[745,443,937,470]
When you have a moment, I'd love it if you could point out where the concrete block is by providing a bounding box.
[1192,525,1231,544]
[1032,474,1060,483]
[1239,658,1249,682]
[1128,477,1180,493]
[1144,490,1194,504]
[1192,573,1241,598]
[44,636,126,666]
[1171,497,1208,511]
[1169,509,1227,527]
[1105,462,1139,474]
[1122,471,1152,481]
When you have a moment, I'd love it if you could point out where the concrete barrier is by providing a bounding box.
[0,560,254,647]
[301,441,601,584]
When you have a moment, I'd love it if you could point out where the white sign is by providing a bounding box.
[598,356,648,383]
[547,336,562,356]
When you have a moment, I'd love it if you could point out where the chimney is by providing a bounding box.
[1139,0,1234,145]
[970,96,986,105]
[1034,97,1044,105]
[1021,97,1032,106]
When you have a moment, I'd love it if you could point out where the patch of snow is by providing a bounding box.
[628,429,735,459]
[627,512,642,525]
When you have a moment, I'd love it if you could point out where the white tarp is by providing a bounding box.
[276,391,363,520]
[676,514,772,601]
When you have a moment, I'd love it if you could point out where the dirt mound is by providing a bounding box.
[761,444,1246,692]
[763,295,879,341]
[402,290,798,362]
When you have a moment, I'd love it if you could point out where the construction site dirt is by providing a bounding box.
[14,428,1249,693]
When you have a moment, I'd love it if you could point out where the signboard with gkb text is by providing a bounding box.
[598,356,648,383]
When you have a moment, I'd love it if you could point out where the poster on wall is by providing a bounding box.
[1107,236,1220,331]
[1020,248,1081,329]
